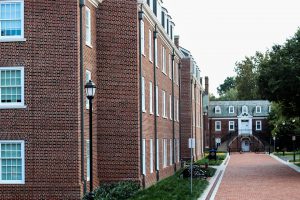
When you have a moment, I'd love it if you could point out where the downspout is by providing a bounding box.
[178,63,182,163]
[138,6,145,189]
[79,0,86,195]
[194,83,197,160]
[153,25,159,181]
[190,79,193,161]
[171,49,175,173]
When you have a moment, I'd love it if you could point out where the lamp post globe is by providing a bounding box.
[85,80,96,99]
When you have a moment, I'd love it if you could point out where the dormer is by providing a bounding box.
[161,7,168,29]
[215,106,221,114]
[242,105,248,114]
[170,21,175,41]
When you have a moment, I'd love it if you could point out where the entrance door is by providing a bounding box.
[241,120,250,134]
[242,140,250,152]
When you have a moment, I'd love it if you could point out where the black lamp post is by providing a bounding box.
[292,135,296,162]
[85,80,96,200]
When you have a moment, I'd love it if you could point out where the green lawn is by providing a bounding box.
[195,153,227,166]
[129,170,209,200]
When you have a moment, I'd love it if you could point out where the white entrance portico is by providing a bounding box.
[238,106,252,136]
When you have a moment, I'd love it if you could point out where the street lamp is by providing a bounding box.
[292,135,296,162]
[85,80,96,200]
[273,136,276,153]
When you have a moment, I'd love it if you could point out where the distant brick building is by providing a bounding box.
[0,0,183,199]
[179,47,204,161]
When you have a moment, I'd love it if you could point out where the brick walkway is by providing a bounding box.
[215,153,300,200]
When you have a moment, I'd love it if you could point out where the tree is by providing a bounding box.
[258,28,300,117]
[217,88,238,101]
[217,76,236,96]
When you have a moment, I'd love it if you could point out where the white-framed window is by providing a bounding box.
[242,105,248,113]
[0,140,25,184]
[0,1,25,42]
[156,85,159,116]
[156,139,159,170]
[169,139,172,165]
[215,106,221,114]
[0,67,25,109]
[162,90,166,118]
[176,63,179,85]
[149,81,153,114]
[86,140,90,181]
[155,38,158,67]
[141,20,145,55]
[149,29,152,62]
[85,70,91,109]
[215,121,221,131]
[142,139,146,175]
[150,139,153,173]
[169,95,172,120]
[163,139,167,168]
[256,106,261,113]
[176,99,179,122]
[229,106,234,113]
[169,54,172,79]
[177,139,180,162]
[85,7,91,46]
[142,77,146,112]
[162,46,166,74]
[229,121,235,131]
[268,105,271,113]
[256,121,262,131]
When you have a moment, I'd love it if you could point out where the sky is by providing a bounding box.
[163,0,300,96]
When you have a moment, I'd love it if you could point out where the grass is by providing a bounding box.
[129,170,209,200]
[274,151,300,156]
[195,153,227,166]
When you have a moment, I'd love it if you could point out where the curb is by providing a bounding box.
[198,154,230,200]
[270,154,300,173]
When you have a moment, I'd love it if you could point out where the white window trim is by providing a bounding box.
[150,139,153,173]
[256,121,262,131]
[162,90,167,118]
[0,1,25,42]
[177,139,179,162]
[169,54,172,80]
[142,139,146,175]
[215,121,221,131]
[0,140,25,184]
[242,105,248,113]
[176,99,179,122]
[156,139,159,170]
[229,121,235,131]
[162,46,166,75]
[86,70,91,109]
[156,85,159,116]
[215,106,221,114]
[149,81,153,114]
[141,20,145,56]
[155,38,158,67]
[142,77,146,112]
[86,140,90,181]
[0,67,26,109]
[149,29,152,62]
[229,106,234,114]
[163,139,167,168]
[169,95,172,120]
[256,106,261,113]
[169,139,172,165]
[85,7,92,47]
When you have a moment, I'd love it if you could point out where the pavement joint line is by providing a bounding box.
[270,153,300,173]
[198,154,230,200]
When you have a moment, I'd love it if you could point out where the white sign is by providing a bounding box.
[292,136,296,141]
[188,138,195,149]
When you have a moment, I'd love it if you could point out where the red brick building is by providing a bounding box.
[0,0,183,198]
[179,47,204,161]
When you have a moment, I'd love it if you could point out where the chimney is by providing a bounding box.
[205,76,209,94]
[174,35,179,48]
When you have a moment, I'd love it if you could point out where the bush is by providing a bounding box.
[83,181,140,200]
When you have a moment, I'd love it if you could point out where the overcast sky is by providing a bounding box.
[163,0,300,95]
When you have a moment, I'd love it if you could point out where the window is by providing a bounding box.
[268,106,271,113]
[86,140,90,181]
[150,139,153,173]
[229,106,234,114]
[156,139,159,170]
[163,139,167,168]
[162,90,166,118]
[229,121,235,131]
[169,139,172,165]
[256,121,262,131]
[177,99,179,122]
[242,105,248,113]
[149,29,152,62]
[142,77,146,112]
[142,139,146,175]
[155,38,158,67]
[162,46,166,74]
[0,1,24,41]
[0,67,25,108]
[141,20,145,55]
[169,95,172,120]
[169,54,172,79]
[149,81,153,114]
[215,106,221,114]
[85,7,91,46]
[156,85,159,116]
[177,139,179,162]
[85,70,91,109]
[215,121,221,131]
[256,106,261,113]
[176,63,179,85]
[0,141,25,184]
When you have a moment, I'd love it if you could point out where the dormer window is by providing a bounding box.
[256,106,261,113]
[268,106,271,113]
[215,106,221,114]
[242,106,248,113]
[229,106,234,113]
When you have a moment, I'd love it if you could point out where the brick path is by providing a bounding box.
[215,153,300,200]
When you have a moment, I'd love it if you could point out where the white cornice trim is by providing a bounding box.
[88,0,103,7]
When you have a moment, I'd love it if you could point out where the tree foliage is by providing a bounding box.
[217,76,236,96]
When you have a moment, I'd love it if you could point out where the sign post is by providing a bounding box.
[188,138,195,194]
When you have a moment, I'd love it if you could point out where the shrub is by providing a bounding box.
[83,181,140,200]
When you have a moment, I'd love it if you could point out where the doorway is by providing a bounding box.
[241,140,250,152]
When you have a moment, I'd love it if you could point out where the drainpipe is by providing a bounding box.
[190,79,193,161]
[138,6,145,189]
[194,83,197,160]
[178,63,182,164]
[171,49,176,173]
[153,25,159,182]
[79,0,86,195]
